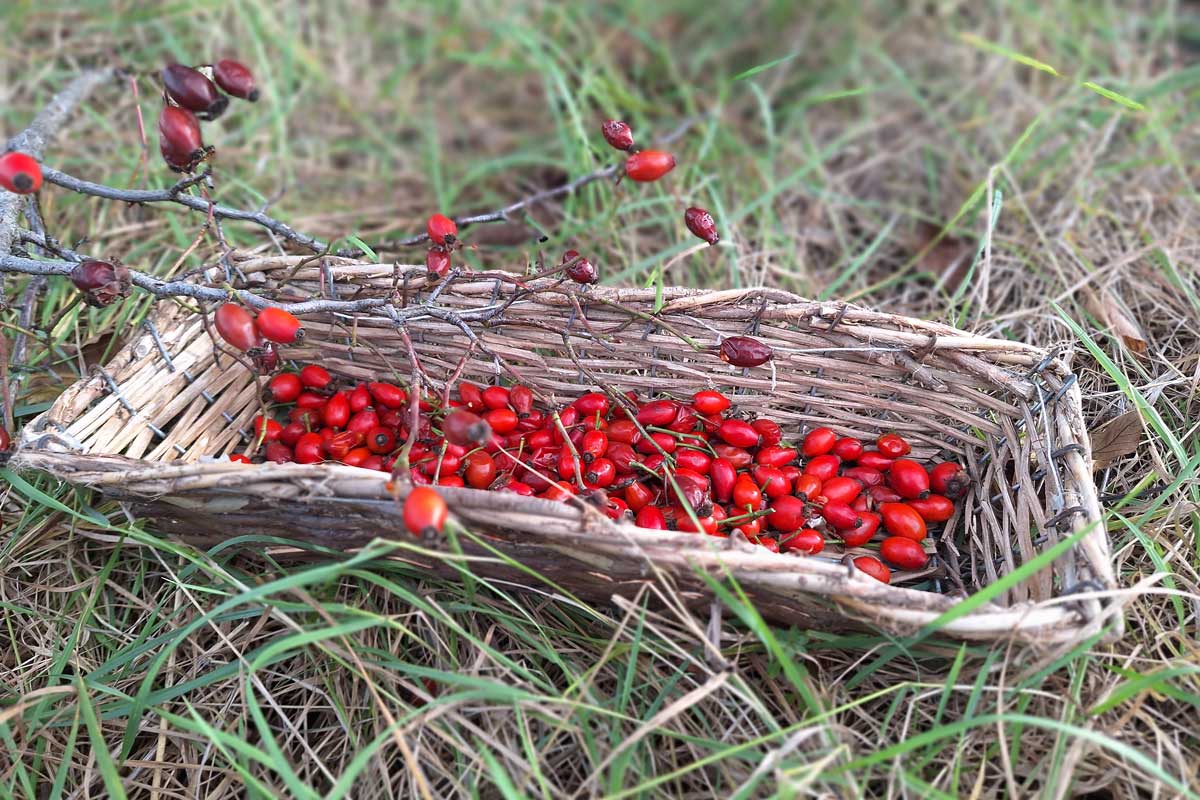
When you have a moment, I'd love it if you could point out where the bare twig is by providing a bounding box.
[0,68,118,259]
[40,166,334,253]
[1,68,117,425]
[364,163,621,253]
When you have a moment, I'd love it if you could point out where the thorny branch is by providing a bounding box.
[1,67,118,424]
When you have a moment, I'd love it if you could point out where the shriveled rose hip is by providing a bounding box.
[213,59,259,101]
[600,120,634,151]
[426,248,451,276]
[562,249,598,284]
[443,410,492,447]
[719,336,773,368]
[684,207,719,245]
[70,259,131,307]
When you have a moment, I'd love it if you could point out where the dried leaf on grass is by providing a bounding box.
[913,221,974,293]
[1086,287,1149,355]
[1089,410,1143,470]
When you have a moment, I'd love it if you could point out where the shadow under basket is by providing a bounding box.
[13,254,1121,644]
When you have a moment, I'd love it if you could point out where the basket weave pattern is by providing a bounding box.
[13,253,1119,643]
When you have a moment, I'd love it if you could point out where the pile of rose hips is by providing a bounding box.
[240,360,969,585]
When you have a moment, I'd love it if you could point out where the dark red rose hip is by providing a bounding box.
[162,63,228,120]
[213,59,259,101]
[70,259,132,307]
[684,207,719,245]
[562,249,598,284]
[158,106,204,172]
[719,336,773,368]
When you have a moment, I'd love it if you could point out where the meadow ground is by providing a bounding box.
[1,2,1198,797]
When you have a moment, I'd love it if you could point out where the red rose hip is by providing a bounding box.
[684,207,719,245]
[880,536,929,570]
[624,149,675,182]
[427,213,457,246]
[256,307,304,344]
[213,303,263,351]
[0,152,43,194]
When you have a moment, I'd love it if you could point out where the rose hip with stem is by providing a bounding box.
[624,150,675,182]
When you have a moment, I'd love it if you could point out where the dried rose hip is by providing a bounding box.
[719,336,773,368]
[70,259,131,307]
[562,249,598,284]
[684,207,719,245]
[601,120,635,151]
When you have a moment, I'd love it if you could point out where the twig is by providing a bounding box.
[40,166,333,253]
[362,164,621,253]
[0,68,116,427]
[0,68,118,259]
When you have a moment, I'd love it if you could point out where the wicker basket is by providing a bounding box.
[11,251,1121,643]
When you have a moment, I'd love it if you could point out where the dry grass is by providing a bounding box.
[1,1,1198,798]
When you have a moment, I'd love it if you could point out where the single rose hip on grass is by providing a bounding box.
[213,59,259,101]
[624,149,675,182]
[70,259,131,307]
[719,336,773,368]
[0,152,43,194]
[684,207,719,245]
[427,213,457,246]
[601,119,634,151]
[162,63,228,120]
